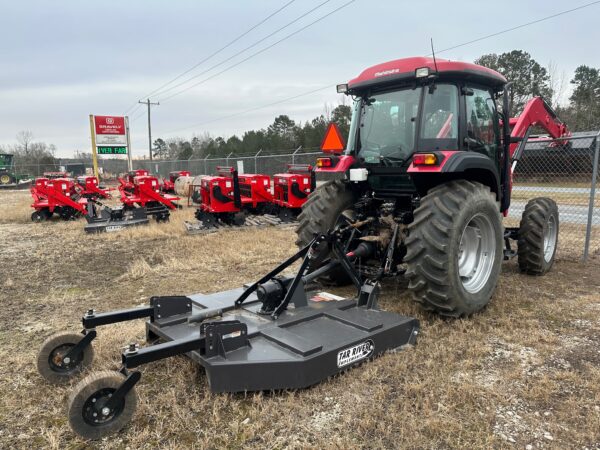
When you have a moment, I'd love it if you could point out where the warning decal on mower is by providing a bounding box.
[337,340,374,368]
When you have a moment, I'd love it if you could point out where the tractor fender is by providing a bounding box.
[409,152,500,199]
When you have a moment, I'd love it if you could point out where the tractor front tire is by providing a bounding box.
[405,180,503,317]
[295,180,356,285]
[518,197,559,275]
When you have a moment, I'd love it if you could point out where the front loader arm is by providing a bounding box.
[509,97,571,158]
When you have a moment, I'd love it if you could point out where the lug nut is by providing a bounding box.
[102,407,110,416]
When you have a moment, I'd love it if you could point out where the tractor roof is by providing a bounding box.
[347,56,507,92]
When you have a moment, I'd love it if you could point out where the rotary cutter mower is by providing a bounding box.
[37,228,419,440]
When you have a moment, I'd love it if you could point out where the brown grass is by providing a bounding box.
[1,190,600,449]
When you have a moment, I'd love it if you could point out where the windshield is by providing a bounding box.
[350,83,460,164]
[356,88,421,165]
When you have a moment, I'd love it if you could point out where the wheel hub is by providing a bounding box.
[543,214,557,262]
[458,213,496,294]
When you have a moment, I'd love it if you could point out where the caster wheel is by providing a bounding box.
[37,332,94,384]
[68,371,137,440]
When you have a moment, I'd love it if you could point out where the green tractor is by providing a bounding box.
[0,153,31,187]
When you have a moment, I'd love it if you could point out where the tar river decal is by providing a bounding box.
[337,340,375,368]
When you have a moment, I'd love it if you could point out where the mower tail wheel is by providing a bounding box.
[37,332,94,384]
[518,197,559,275]
[68,370,137,440]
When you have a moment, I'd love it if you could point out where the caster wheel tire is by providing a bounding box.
[68,370,137,440]
[37,332,94,384]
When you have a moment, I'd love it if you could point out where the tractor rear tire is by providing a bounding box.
[295,180,356,285]
[518,197,559,275]
[405,180,503,317]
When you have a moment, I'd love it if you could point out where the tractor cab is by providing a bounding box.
[318,57,509,202]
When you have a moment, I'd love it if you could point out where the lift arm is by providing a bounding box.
[508,96,571,158]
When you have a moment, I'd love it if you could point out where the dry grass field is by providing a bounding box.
[1,189,600,449]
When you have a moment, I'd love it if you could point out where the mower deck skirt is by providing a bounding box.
[146,288,419,393]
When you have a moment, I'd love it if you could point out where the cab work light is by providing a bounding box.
[336,83,349,94]
[412,153,438,165]
[415,67,430,78]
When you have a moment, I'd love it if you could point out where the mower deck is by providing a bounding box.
[145,287,419,392]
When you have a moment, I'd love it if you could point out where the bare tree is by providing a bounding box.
[16,130,34,155]
[547,61,568,109]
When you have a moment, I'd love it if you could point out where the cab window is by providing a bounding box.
[420,84,459,150]
[465,87,498,158]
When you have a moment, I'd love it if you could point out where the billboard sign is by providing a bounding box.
[94,116,127,146]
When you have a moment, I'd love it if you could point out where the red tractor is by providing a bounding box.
[297,56,570,317]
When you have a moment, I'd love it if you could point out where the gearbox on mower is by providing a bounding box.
[37,226,419,440]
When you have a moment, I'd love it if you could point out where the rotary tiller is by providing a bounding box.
[37,228,419,440]
[117,169,149,193]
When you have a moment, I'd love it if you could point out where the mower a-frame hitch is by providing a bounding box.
[37,230,419,440]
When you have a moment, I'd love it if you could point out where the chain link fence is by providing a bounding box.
[508,132,599,262]
[13,148,322,180]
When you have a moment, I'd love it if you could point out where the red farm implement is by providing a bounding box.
[162,170,191,193]
[272,164,316,221]
[30,177,88,221]
[76,176,112,200]
[188,165,315,232]
[84,174,181,233]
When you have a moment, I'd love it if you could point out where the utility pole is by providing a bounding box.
[139,99,159,161]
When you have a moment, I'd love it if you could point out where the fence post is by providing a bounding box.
[292,146,302,165]
[226,152,233,168]
[204,154,210,174]
[583,131,600,261]
[254,149,262,173]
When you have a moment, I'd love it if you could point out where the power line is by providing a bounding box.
[433,0,600,55]
[121,0,296,115]
[152,0,334,100]
[160,0,356,102]
[160,0,600,136]
[162,85,333,135]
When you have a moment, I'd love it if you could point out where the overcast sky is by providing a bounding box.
[1,0,599,157]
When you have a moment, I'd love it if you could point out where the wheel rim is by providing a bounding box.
[543,214,557,262]
[458,213,496,294]
[0,175,10,184]
[48,343,83,373]
[82,388,124,426]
